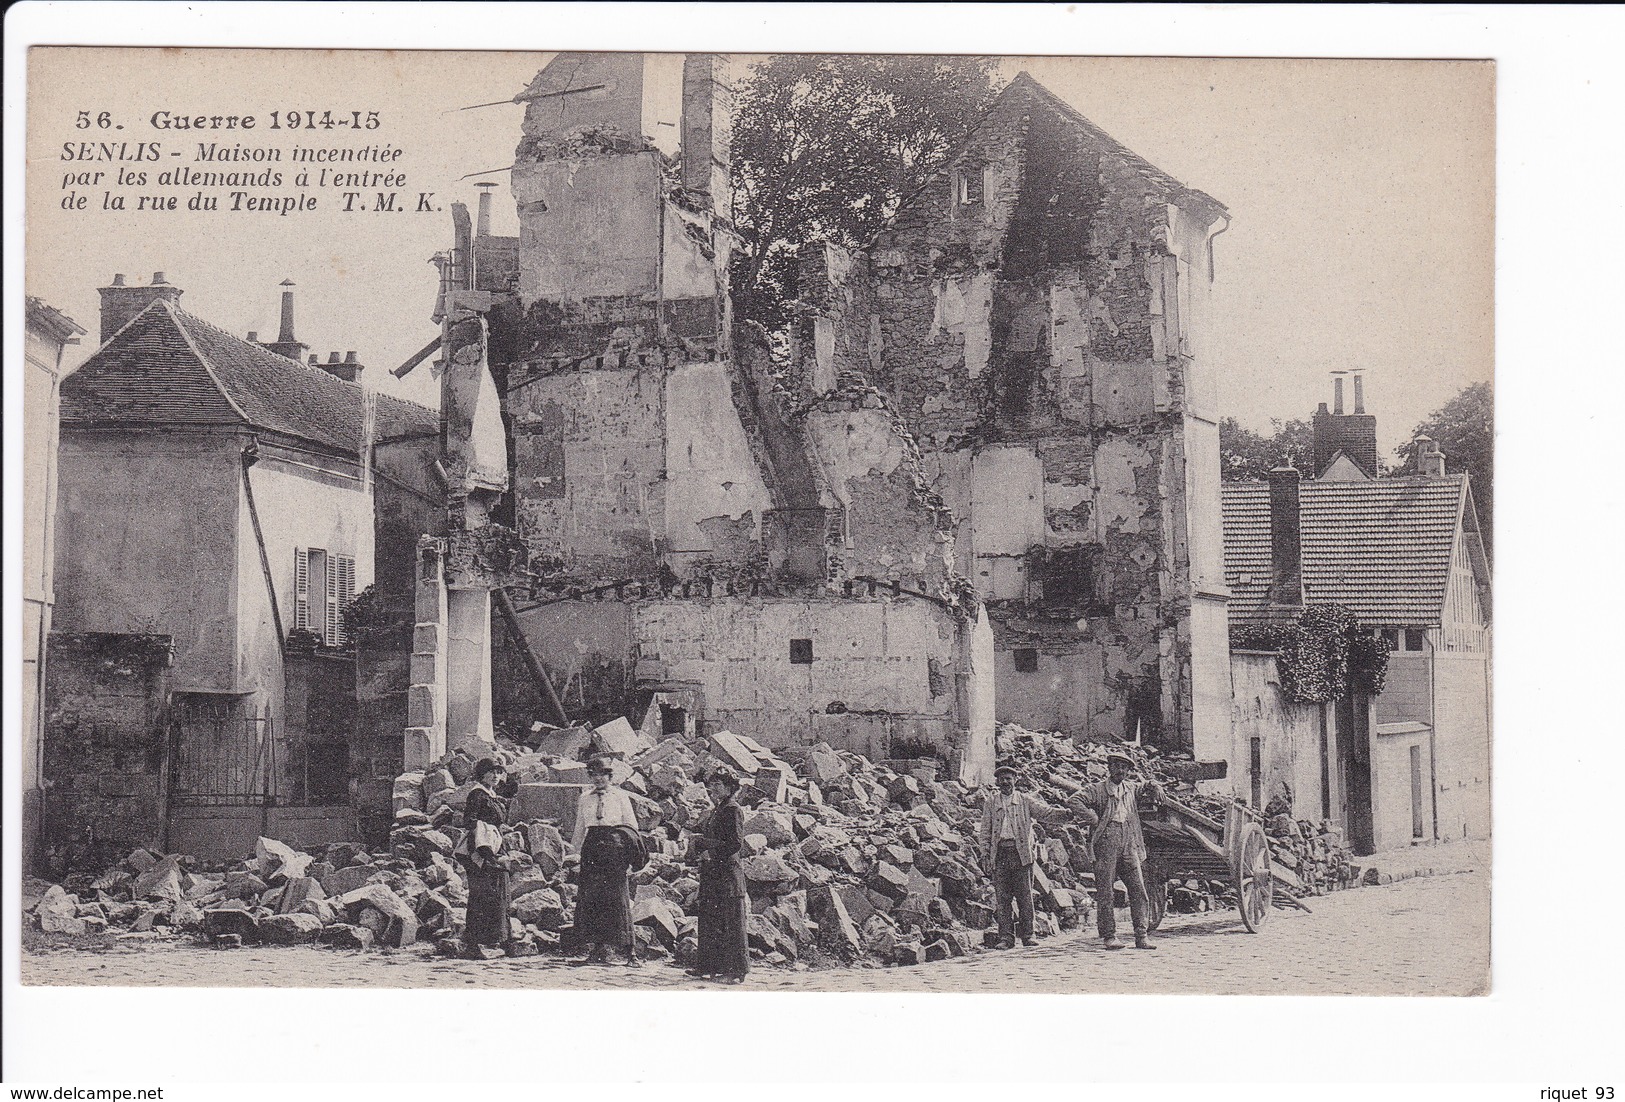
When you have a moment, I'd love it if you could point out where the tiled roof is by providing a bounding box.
[1009,74,1218,210]
[887,72,1226,237]
[1221,477,1471,628]
[62,299,437,452]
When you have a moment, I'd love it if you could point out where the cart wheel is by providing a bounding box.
[1234,822,1273,933]
[1148,874,1168,932]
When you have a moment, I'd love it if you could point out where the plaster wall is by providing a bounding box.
[510,367,666,578]
[1370,727,1433,853]
[509,597,983,766]
[804,405,954,588]
[664,361,772,561]
[1189,593,1235,761]
[54,432,241,691]
[23,323,68,865]
[513,153,662,306]
[1228,652,1326,815]
[1433,651,1492,842]
[1375,652,1432,725]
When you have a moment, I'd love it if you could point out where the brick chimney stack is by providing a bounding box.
[475,182,496,238]
[1267,461,1304,608]
[264,279,309,362]
[1311,371,1379,478]
[1418,435,1447,477]
[98,271,184,343]
[681,53,734,219]
[314,350,365,384]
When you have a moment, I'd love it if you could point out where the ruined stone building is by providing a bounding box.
[22,295,85,873]
[410,53,996,782]
[410,56,1245,782]
[47,275,439,864]
[790,73,1234,758]
[1222,377,1492,853]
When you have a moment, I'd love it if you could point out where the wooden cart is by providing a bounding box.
[1139,796,1276,933]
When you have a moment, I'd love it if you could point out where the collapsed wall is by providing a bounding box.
[789,75,1232,757]
[453,53,993,780]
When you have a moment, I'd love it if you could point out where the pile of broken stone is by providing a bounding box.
[25,721,1363,965]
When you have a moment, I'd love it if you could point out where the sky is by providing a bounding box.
[25,50,1493,458]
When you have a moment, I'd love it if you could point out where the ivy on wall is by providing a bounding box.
[1230,604,1391,703]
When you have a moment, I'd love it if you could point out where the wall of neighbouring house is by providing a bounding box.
[40,633,173,874]
[282,651,360,813]
[1433,650,1492,842]
[53,431,242,691]
[1227,652,1327,817]
[1370,723,1434,853]
[354,434,445,843]
[237,440,374,700]
[1375,648,1433,725]
[23,314,74,872]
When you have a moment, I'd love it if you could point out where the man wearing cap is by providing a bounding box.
[980,764,1051,949]
[1078,751,1163,950]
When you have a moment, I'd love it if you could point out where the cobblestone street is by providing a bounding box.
[23,867,1487,996]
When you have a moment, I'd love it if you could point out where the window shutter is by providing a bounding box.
[324,551,340,646]
[293,548,310,631]
[336,555,356,645]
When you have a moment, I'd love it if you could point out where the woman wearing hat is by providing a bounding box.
[570,756,644,965]
[459,758,511,959]
[689,767,749,983]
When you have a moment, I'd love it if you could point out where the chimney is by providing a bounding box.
[1311,372,1379,478]
[475,182,496,237]
[681,53,734,218]
[315,350,365,384]
[1418,436,1447,477]
[1267,462,1304,608]
[246,331,258,343]
[263,279,309,362]
[98,271,184,342]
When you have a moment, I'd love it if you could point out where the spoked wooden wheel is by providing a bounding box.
[1234,822,1273,932]
[1147,870,1168,932]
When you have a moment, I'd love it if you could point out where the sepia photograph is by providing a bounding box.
[15,4,1625,1092]
[18,43,1497,999]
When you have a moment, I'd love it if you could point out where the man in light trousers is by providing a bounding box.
[980,764,1052,949]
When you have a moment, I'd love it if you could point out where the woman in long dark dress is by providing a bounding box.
[570,757,644,966]
[460,759,511,959]
[690,767,749,983]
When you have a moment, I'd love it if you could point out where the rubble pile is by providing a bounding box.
[1262,813,1362,895]
[25,720,1363,965]
[993,724,1363,902]
[21,835,432,952]
[390,719,1094,968]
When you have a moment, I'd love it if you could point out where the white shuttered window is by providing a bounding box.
[293,547,356,646]
[293,548,310,631]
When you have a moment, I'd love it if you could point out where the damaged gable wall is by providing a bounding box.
[800,77,1231,755]
[466,54,993,780]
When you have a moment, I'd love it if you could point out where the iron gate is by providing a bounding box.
[167,695,275,807]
